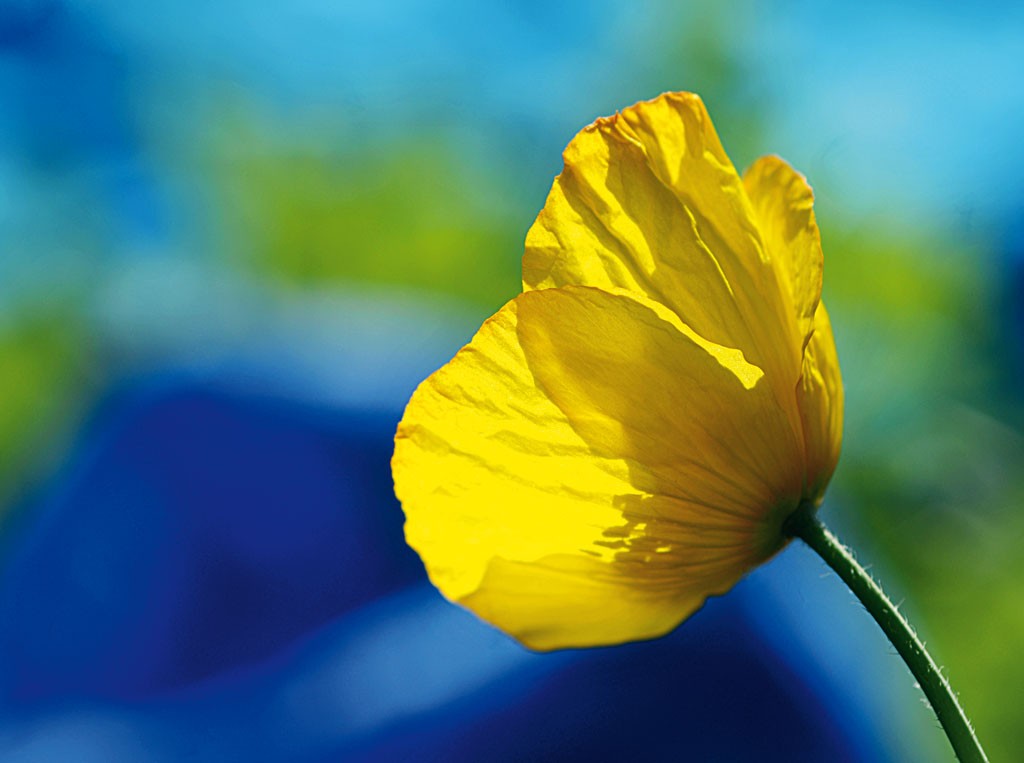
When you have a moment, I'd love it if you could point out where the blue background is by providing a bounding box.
[1,1,1022,760]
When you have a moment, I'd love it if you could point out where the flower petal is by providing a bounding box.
[393,286,804,649]
[743,155,823,350]
[797,302,844,502]
[523,92,802,402]
[742,156,841,498]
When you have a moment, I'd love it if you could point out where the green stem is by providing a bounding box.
[783,503,988,763]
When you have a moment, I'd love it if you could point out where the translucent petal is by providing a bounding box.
[798,302,844,502]
[393,286,804,649]
[523,92,803,408]
[743,154,842,498]
[743,154,823,351]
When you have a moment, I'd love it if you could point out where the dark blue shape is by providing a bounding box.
[343,594,864,763]
[0,376,421,704]
[0,374,890,761]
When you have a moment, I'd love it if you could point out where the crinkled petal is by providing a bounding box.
[797,302,844,502]
[523,92,803,409]
[393,286,804,650]
[743,155,841,498]
[743,154,823,351]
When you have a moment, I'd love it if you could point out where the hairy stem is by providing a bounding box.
[784,503,988,763]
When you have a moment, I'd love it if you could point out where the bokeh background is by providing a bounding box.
[1,1,1022,760]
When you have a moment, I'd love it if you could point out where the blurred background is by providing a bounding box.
[1,0,1022,760]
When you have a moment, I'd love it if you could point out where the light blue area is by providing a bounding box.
[48,0,1024,226]
[0,713,153,763]
[80,0,649,117]
[2,0,1020,299]
[88,258,483,415]
[268,584,560,749]
[745,2,1024,223]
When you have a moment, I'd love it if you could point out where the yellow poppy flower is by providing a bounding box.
[392,92,843,651]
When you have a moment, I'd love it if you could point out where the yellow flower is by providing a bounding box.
[392,92,843,651]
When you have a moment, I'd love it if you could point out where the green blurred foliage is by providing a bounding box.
[209,125,524,315]
[0,307,92,515]
[821,219,1024,759]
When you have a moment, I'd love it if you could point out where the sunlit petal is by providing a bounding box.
[743,154,823,350]
[743,154,842,499]
[394,287,803,649]
[797,302,844,502]
[523,93,802,404]
[394,92,845,650]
